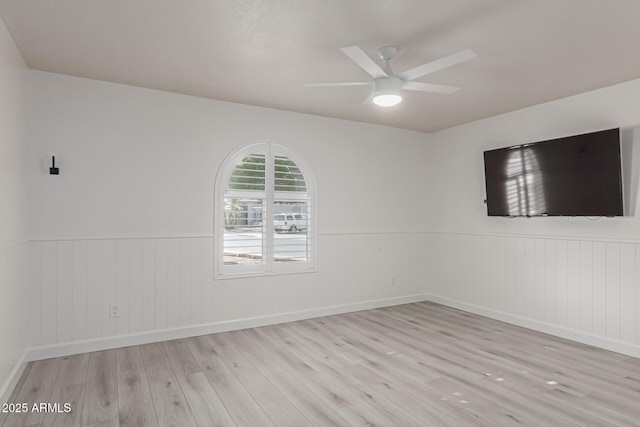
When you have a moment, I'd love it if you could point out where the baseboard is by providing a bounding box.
[22,291,640,373]
[426,294,640,359]
[27,293,431,361]
[0,350,28,405]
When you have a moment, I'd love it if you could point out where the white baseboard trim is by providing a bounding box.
[0,350,28,405]
[24,292,640,364]
[27,293,431,361]
[426,294,640,359]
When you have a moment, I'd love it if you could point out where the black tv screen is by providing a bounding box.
[484,128,623,217]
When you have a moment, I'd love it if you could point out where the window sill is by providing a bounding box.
[213,265,317,281]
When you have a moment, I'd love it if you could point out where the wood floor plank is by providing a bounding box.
[492,377,619,426]
[164,339,235,427]
[265,346,317,377]
[2,357,61,427]
[266,371,350,426]
[5,302,640,426]
[0,362,31,427]
[240,375,285,407]
[259,398,312,427]
[276,333,360,390]
[441,368,581,426]
[117,369,157,427]
[424,376,541,426]
[349,382,427,425]
[453,407,514,427]
[487,344,631,398]
[290,370,357,411]
[253,324,293,346]
[280,322,354,366]
[81,351,118,426]
[339,333,447,386]
[138,343,182,400]
[344,364,458,421]
[226,330,286,376]
[153,394,197,427]
[579,390,640,426]
[83,419,119,427]
[619,356,640,374]
[163,339,201,379]
[344,312,493,380]
[186,335,273,427]
[205,333,267,388]
[543,388,635,426]
[55,354,90,387]
[41,383,85,427]
[240,327,281,351]
[299,317,360,353]
[392,303,545,349]
[336,402,395,427]
[115,346,144,373]
[178,372,236,427]
[37,354,90,427]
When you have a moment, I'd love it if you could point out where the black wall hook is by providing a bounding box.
[49,156,59,175]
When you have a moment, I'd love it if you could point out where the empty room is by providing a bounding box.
[2,0,640,425]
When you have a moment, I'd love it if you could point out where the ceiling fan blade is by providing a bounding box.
[399,49,476,81]
[340,45,388,79]
[403,81,460,94]
[303,82,371,87]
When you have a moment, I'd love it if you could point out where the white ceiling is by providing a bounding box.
[2,0,640,133]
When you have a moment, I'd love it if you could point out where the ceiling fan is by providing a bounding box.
[305,45,476,107]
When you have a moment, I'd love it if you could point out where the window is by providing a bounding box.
[215,142,316,278]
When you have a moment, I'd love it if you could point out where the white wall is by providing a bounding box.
[27,66,640,361]
[26,71,432,356]
[425,78,640,356]
[0,18,28,401]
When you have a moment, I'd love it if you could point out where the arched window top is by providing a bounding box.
[228,153,266,191]
[274,155,307,193]
[226,150,309,194]
[215,142,316,279]
[220,143,314,193]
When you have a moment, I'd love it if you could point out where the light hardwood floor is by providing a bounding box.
[2,301,640,426]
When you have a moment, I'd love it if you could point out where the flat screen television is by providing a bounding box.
[483,128,623,217]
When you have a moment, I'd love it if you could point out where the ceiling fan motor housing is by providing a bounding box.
[372,76,403,106]
[374,76,403,96]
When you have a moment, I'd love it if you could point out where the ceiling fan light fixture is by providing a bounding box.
[372,76,403,107]
[306,45,475,108]
[373,93,402,107]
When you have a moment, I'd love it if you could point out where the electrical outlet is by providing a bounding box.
[109,303,120,318]
[391,276,397,286]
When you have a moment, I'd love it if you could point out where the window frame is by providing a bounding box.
[214,141,317,279]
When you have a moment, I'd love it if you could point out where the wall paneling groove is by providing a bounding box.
[427,231,640,356]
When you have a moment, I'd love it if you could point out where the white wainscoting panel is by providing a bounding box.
[27,233,427,354]
[427,232,640,355]
[0,240,28,404]
[28,231,640,360]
